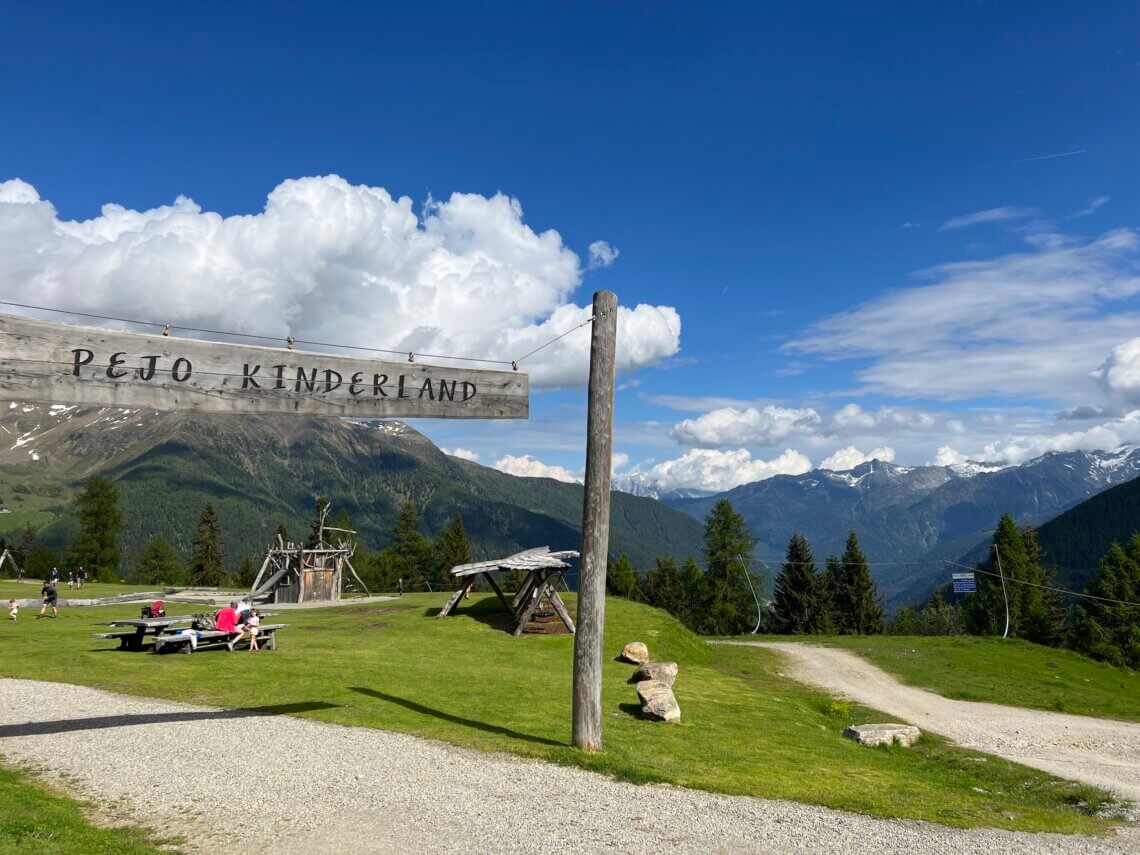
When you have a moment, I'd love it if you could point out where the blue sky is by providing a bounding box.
[3,1,1140,491]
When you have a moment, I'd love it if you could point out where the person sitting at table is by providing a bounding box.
[215,601,244,651]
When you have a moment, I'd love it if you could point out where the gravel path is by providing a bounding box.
[2,679,1137,854]
[726,642,1140,806]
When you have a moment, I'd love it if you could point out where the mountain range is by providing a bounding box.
[0,403,704,575]
[658,449,1140,606]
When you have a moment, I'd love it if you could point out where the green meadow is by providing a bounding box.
[0,591,1129,837]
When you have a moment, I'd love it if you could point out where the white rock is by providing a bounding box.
[618,641,649,665]
[843,723,921,747]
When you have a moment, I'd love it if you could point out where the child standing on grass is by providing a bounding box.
[246,608,262,651]
[8,599,17,621]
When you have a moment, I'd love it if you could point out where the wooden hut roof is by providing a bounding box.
[449,546,579,578]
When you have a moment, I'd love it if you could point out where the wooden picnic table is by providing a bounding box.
[437,546,578,636]
[93,616,194,650]
[153,623,289,654]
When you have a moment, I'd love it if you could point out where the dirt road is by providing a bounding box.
[725,641,1140,806]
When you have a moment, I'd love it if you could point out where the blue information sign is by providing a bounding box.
[952,572,976,593]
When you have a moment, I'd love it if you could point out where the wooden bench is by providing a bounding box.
[92,630,152,650]
[153,624,288,654]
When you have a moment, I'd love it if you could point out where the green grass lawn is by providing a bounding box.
[0,594,1128,835]
[0,762,172,853]
[816,635,1140,723]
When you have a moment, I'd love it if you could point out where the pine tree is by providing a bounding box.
[1068,537,1140,668]
[607,554,642,600]
[963,514,1030,637]
[275,522,290,546]
[1021,525,1067,646]
[679,557,706,631]
[68,475,124,583]
[391,501,430,590]
[645,556,689,625]
[697,499,758,635]
[133,536,185,585]
[234,556,257,589]
[771,532,824,634]
[189,503,226,587]
[822,555,844,633]
[432,513,472,589]
[840,531,884,634]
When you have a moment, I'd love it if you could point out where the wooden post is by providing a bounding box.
[572,290,617,751]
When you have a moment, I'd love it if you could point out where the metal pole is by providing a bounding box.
[992,544,1010,639]
[572,291,618,752]
[737,554,763,634]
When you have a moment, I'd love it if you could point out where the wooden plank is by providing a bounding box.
[572,290,617,752]
[481,571,514,614]
[0,313,528,419]
[436,579,475,618]
[511,570,550,636]
[546,586,576,634]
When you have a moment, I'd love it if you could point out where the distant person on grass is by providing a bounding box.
[397,577,404,597]
[8,599,18,621]
[216,601,244,651]
[77,566,86,588]
[38,581,58,619]
[67,570,74,589]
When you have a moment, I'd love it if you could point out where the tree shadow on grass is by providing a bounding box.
[0,702,340,737]
[348,686,564,747]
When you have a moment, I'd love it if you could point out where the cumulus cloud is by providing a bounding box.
[1091,338,1140,405]
[587,240,619,269]
[493,454,580,483]
[0,176,679,388]
[829,404,935,433]
[819,446,896,471]
[612,451,629,471]
[933,446,968,466]
[939,206,1038,231]
[442,447,479,462]
[787,228,1140,401]
[637,448,812,493]
[976,410,1140,464]
[670,405,821,448]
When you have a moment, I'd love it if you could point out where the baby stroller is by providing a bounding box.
[140,600,167,619]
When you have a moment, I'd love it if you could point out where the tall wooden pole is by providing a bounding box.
[572,290,618,751]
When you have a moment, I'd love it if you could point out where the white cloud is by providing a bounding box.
[611,451,629,471]
[819,446,896,471]
[1091,338,1140,405]
[1075,196,1110,217]
[587,240,619,269]
[933,446,968,466]
[493,454,580,483]
[638,448,812,492]
[0,176,679,389]
[976,410,1140,464]
[442,447,479,462]
[829,403,935,433]
[787,228,1140,401]
[670,405,821,448]
[939,206,1038,231]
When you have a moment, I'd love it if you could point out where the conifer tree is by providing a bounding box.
[963,514,1030,637]
[133,536,185,586]
[822,554,843,633]
[645,556,689,626]
[391,501,430,589]
[771,532,824,634]
[697,499,758,635]
[189,503,226,587]
[840,531,884,634]
[275,522,290,545]
[305,497,331,548]
[234,556,257,589]
[432,513,472,589]
[679,557,706,631]
[68,475,124,582]
[1021,525,1067,646]
[1068,536,1140,669]
[607,554,642,600]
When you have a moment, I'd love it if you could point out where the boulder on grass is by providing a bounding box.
[637,680,681,722]
[843,723,921,747]
[618,641,650,665]
[631,661,678,687]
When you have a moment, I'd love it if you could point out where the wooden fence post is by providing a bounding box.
[572,290,618,751]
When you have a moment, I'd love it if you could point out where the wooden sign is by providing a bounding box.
[0,314,528,419]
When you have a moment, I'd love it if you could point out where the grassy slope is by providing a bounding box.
[0,592,1126,835]
[0,580,161,601]
[823,635,1140,723]
[0,763,170,854]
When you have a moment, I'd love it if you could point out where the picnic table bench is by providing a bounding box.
[92,616,195,650]
[153,623,289,654]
